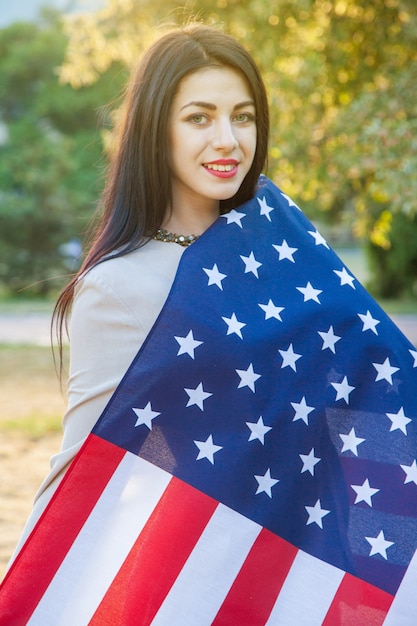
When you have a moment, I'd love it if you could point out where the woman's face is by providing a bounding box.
[168,65,257,216]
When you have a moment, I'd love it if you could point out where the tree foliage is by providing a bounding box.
[59,0,417,296]
[1,2,415,296]
[0,11,125,294]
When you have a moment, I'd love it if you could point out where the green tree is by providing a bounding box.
[0,11,125,295]
[58,0,417,297]
[0,116,74,294]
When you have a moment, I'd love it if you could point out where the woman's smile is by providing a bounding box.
[203,159,239,177]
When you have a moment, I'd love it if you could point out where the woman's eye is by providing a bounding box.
[189,114,207,125]
[234,113,255,123]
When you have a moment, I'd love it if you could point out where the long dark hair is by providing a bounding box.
[53,23,269,353]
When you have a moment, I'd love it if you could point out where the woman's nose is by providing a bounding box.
[211,119,238,152]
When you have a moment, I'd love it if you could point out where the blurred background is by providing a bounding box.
[1,0,416,574]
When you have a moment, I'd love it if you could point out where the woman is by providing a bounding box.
[9,23,269,556]
[2,23,417,625]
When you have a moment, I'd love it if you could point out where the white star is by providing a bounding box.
[281,192,301,211]
[410,349,417,367]
[300,448,321,475]
[255,468,279,497]
[373,357,399,384]
[318,326,341,353]
[308,229,329,248]
[240,252,262,278]
[184,382,213,411]
[305,499,330,528]
[174,330,203,359]
[358,310,380,335]
[222,313,246,339]
[291,396,315,425]
[246,416,272,444]
[400,460,417,485]
[334,267,356,289]
[221,209,246,228]
[203,264,227,290]
[272,240,298,262]
[297,282,322,303]
[194,435,222,464]
[331,376,355,403]
[132,402,161,430]
[236,363,261,392]
[279,343,302,372]
[257,196,274,221]
[340,427,365,456]
[365,531,394,559]
[351,479,380,506]
[258,299,284,321]
[386,407,411,435]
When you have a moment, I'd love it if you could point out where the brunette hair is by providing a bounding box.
[53,23,269,351]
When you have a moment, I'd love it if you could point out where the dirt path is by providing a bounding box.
[0,312,54,346]
[0,432,61,578]
[391,314,417,348]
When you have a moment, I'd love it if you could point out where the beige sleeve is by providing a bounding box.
[8,267,146,561]
[61,269,147,451]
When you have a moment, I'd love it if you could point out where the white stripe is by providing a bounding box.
[266,550,344,625]
[151,503,262,626]
[27,453,171,626]
[383,549,417,625]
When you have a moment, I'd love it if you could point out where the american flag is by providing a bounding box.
[1,177,417,625]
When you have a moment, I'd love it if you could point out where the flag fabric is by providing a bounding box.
[1,177,417,625]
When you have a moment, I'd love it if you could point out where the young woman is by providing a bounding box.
[9,23,269,561]
[3,23,416,625]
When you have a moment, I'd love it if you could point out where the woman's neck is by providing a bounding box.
[163,201,220,236]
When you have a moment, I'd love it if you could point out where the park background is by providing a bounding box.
[1,0,416,575]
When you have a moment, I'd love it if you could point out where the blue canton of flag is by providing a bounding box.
[96,177,417,597]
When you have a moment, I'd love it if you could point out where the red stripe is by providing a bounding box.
[322,572,394,625]
[89,476,218,625]
[212,527,298,626]
[0,435,124,626]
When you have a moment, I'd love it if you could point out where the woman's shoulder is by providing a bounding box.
[74,239,185,318]
[81,239,184,287]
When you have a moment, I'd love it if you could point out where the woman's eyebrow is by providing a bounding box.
[180,100,255,111]
[180,101,216,111]
[234,100,255,110]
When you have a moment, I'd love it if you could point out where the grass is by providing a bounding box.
[374,298,417,315]
[0,297,55,314]
[0,345,68,438]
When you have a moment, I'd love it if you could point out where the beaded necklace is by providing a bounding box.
[153,228,199,247]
